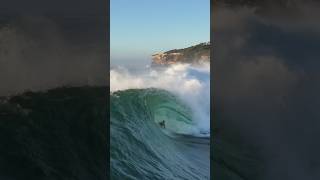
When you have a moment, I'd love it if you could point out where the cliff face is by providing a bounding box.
[152,42,210,66]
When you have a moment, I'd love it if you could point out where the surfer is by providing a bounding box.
[159,120,166,128]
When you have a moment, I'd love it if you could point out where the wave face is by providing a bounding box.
[110,88,210,180]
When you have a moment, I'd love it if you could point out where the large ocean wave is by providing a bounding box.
[110,63,210,136]
[110,88,210,179]
[110,64,210,179]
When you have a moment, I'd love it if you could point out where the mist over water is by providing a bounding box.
[110,63,210,136]
[0,16,107,97]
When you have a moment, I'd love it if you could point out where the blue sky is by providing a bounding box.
[111,0,210,67]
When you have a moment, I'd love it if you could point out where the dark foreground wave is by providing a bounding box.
[111,88,210,180]
[0,86,107,180]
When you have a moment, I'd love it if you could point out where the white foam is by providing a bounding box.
[110,63,210,136]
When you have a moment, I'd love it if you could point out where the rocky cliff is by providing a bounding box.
[152,42,210,66]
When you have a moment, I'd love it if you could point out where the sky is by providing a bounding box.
[110,0,210,67]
